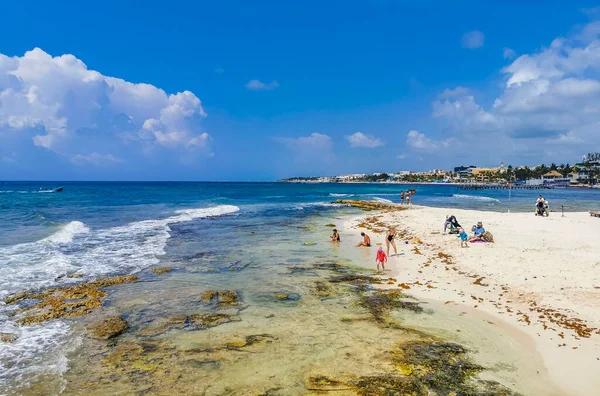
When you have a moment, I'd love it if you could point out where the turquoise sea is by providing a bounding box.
[1,181,596,394]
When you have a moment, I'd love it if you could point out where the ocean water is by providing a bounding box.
[0,181,589,394]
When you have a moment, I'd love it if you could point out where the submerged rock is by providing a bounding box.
[360,289,423,322]
[4,275,139,325]
[188,313,241,329]
[325,223,336,227]
[137,313,240,336]
[225,334,276,349]
[272,293,289,300]
[136,315,188,337]
[88,316,129,340]
[0,332,18,343]
[200,290,240,306]
[151,267,173,275]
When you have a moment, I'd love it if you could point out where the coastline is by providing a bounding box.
[341,204,600,395]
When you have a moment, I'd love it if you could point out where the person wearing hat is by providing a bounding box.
[329,229,341,242]
[469,222,485,242]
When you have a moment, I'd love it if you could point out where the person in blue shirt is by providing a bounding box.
[469,222,485,242]
[457,228,469,248]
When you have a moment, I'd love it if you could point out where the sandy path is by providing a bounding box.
[343,205,600,396]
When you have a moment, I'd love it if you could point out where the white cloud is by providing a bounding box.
[503,47,516,59]
[275,133,332,150]
[406,130,450,152]
[425,21,600,161]
[346,132,383,148]
[439,86,470,99]
[0,48,211,164]
[461,30,485,49]
[71,152,123,166]
[246,79,280,91]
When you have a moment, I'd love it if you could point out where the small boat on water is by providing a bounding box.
[38,186,64,193]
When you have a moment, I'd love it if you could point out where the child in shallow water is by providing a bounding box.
[376,246,388,271]
[458,228,469,248]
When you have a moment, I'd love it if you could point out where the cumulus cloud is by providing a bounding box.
[503,47,517,59]
[406,130,450,152]
[0,48,211,166]
[461,30,485,49]
[346,132,383,148]
[246,79,280,91]
[422,21,600,162]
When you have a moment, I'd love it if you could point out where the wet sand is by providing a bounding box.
[343,204,600,396]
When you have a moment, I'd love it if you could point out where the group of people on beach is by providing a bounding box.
[330,227,398,271]
[399,190,412,205]
[443,215,489,248]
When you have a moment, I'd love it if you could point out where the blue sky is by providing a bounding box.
[2,1,600,180]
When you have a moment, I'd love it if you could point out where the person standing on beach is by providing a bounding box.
[385,227,398,256]
[376,246,388,271]
[357,232,371,247]
[405,191,412,205]
[400,191,405,205]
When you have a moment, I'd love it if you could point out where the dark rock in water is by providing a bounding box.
[188,313,241,329]
[360,290,422,322]
[151,267,173,275]
[200,290,218,303]
[88,316,129,339]
[4,275,139,325]
[226,261,251,271]
[265,314,275,318]
[136,315,188,337]
[200,290,240,306]
[325,223,336,227]
[272,293,290,300]
[0,332,18,343]
[137,313,240,336]
[225,334,276,349]
[286,266,319,277]
[311,281,335,298]
[305,376,354,391]
[390,340,520,395]
[354,375,426,395]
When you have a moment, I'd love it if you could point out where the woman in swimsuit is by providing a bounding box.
[385,227,398,257]
[330,229,341,242]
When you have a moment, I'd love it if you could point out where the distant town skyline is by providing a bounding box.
[2,1,600,181]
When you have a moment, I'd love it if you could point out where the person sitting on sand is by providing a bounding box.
[330,229,341,242]
[457,228,469,248]
[357,232,371,247]
[469,222,485,242]
[385,227,398,256]
[376,246,388,271]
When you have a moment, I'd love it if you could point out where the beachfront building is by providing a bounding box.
[454,165,476,178]
[336,174,365,182]
[568,153,600,185]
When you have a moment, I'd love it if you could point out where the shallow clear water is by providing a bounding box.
[0,182,578,394]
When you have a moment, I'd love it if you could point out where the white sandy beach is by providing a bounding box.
[343,205,600,396]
